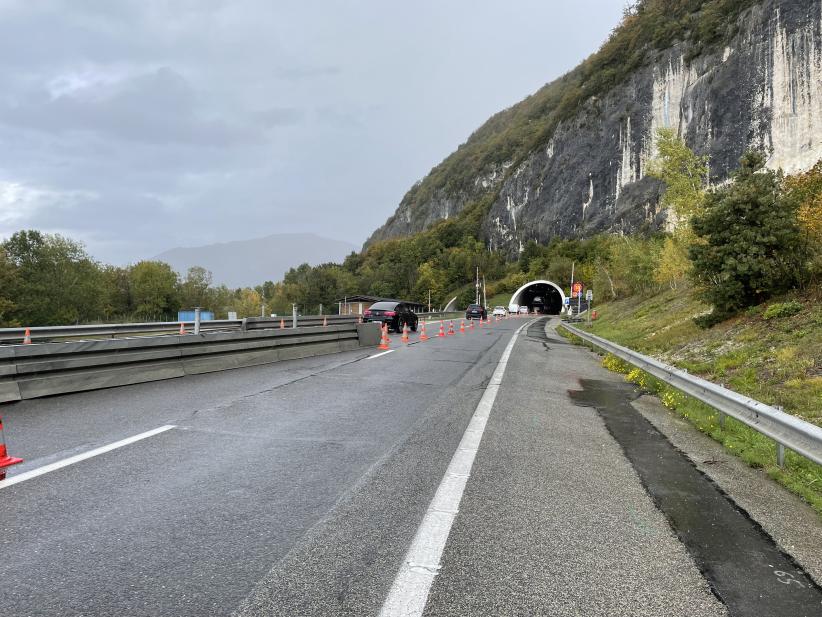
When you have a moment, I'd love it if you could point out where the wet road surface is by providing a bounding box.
[0,317,819,616]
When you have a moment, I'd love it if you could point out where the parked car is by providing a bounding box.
[518,305,529,314]
[465,304,487,320]
[363,301,419,333]
[492,306,507,317]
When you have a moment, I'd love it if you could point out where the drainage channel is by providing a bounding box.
[570,379,822,617]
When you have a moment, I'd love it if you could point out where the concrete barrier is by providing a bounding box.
[0,322,377,403]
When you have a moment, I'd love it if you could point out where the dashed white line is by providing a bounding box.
[378,321,529,616]
[366,349,395,360]
[0,425,176,490]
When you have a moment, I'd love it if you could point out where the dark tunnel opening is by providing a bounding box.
[514,283,563,315]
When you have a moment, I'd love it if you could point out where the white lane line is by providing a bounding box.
[0,425,176,490]
[379,320,529,617]
[366,349,395,360]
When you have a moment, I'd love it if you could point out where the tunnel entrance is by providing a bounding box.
[509,280,565,315]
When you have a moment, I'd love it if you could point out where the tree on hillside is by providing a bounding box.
[129,261,180,320]
[2,230,104,325]
[647,128,709,289]
[784,160,822,280]
[690,152,806,325]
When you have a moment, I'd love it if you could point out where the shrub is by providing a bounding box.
[763,301,803,320]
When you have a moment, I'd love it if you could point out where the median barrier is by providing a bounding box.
[0,321,377,403]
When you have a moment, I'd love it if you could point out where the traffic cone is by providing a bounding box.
[179,323,185,335]
[0,415,23,474]
[378,324,390,350]
[323,316,328,328]
[469,319,475,331]
[420,321,429,341]
[23,327,32,344]
[437,321,446,338]
[280,319,285,329]
[478,317,484,327]
[447,321,455,336]
[401,323,410,343]
[459,320,466,334]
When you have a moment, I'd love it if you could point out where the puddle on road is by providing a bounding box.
[569,379,822,616]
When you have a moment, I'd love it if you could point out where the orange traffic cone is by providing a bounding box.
[179,323,185,335]
[378,324,390,350]
[22,327,32,344]
[469,319,475,331]
[0,415,23,476]
[459,320,466,334]
[401,323,410,343]
[447,321,455,336]
[478,317,484,328]
[437,321,446,338]
[420,321,429,341]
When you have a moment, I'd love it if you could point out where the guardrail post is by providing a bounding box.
[718,384,726,428]
[776,406,786,467]
[292,304,298,329]
[194,307,201,335]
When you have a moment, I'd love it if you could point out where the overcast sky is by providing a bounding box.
[0,0,623,264]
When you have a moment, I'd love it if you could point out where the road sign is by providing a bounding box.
[586,290,593,301]
[572,282,583,294]
[564,297,570,306]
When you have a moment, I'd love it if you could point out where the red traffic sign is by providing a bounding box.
[572,282,583,298]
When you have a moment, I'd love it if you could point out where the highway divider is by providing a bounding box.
[0,321,381,403]
[560,322,822,468]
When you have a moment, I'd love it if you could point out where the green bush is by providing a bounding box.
[763,301,803,320]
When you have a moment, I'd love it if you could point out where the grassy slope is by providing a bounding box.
[577,283,822,515]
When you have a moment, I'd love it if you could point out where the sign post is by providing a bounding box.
[586,289,593,325]
[572,282,583,317]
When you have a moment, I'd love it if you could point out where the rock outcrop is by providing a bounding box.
[368,0,822,256]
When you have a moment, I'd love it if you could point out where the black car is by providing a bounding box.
[363,301,419,333]
[465,304,487,320]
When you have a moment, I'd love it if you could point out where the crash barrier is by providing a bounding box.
[0,322,381,404]
[0,315,361,345]
[560,323,822,468]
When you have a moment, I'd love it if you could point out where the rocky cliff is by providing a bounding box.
[367,0,822,255]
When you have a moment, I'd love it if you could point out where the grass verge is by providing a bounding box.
[556,285,822,518]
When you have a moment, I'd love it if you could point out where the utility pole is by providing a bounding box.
[569,261,575,315]
[428,289,431,313]
[482,276,487,309]
[475,266,480,305]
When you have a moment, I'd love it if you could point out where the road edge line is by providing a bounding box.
[0,425,176,490]
[378,320,531,616]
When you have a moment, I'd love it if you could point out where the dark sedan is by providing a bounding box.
[363,301,419,333]
[465,304,487,320]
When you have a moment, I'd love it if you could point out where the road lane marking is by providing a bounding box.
[378,320,530,617]
[0,425,176,490]
[366,349,395,360]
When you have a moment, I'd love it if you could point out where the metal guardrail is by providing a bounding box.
[0,315,359,345]
[560,323,822,467]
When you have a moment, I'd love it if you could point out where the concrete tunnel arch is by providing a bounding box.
[508,280,566,315]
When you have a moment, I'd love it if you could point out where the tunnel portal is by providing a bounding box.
[508,280,565,315]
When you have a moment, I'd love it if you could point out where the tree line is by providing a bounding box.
[2,131,818,328]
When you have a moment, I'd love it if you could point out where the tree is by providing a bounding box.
[646,127,708,237]
[783,159,822,280]
[128,261,180,320]
[690,152,806,325]
[179,266,214,309]
[0,248,18,326]
[654,236,690,289]
[2,230,105,325]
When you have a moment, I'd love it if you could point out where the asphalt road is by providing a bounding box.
[0,316,819,616]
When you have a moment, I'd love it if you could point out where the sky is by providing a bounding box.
[0,0,624,265]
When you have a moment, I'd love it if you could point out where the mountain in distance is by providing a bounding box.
[153,233,359,288]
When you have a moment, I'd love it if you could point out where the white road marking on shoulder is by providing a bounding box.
[366,349,395,360]
[378,320,531,616]
[0,425,176,490]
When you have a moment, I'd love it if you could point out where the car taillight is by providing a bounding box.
[384,311,396,317]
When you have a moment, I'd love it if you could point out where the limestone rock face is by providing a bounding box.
[367,0,822,255]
